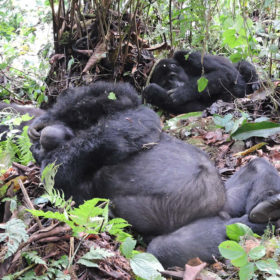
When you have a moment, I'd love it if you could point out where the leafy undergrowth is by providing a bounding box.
[1,88,280,279]
[163,89,280,179]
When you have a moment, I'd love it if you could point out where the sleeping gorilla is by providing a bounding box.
[28,82,280,267]
[143,50,260,114]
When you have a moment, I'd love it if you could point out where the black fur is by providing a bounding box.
[143,50,260,113]
[148,158,280,267]
[28,82,280,268]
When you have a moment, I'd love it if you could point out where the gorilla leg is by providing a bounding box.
[147,215,268,268]
[223,158,280,222]
[148,158,280,268]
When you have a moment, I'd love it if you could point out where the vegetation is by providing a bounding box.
[0,0,280,279]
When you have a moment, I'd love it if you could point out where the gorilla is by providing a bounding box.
[28,82,280,267]
[143,50,260,114]
[148,158,280,267]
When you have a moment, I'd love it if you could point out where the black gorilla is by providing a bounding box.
[0,102,43,139]
[148,158,280,267]
[28,82,280,267]
[143,50,260,114]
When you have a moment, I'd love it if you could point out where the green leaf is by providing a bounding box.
[231,253,249,267]
[77,247,114,268]
[231,121,280,140]
[230,53,243,63]
[0,218,29,259]
[165,111,203,130]
[239,263,255,280]
[255,259,279,274]
[213,114,234,132]
[218,241,247,260]
[130,253,164,280]
[226,223,254,241]
[197,76,208,92]
[108,92,117,100]
[22,251,46,265]
[67,56,75,71]
[120,237,136,259]
[248,245,266,261]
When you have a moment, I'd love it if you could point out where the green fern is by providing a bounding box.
[29,198,130,238]
[22,251,46,265]
[0,218,29,260]
[0,112,34,166]
[0,137,18,167]
[4,255,70,280]
[16,126,34,165]
[41,163,72,210]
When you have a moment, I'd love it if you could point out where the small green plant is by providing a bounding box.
[3,255,70,280]
[213,112,250,135]
[39,162,73,210]
[77,246,114,268]
[29,164,130,239]
[213,113,280,140]
[120,236,165,280]
[219,223,280,280]
[0,218,29,260]
[0,110,34,167]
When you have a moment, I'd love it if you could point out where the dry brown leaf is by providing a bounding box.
[244,239,260,254]
[82,41,107,73]
[183,262,207,280]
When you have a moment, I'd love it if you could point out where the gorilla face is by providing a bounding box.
[151,59,189,90]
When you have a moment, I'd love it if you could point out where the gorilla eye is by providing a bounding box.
[170,63,177,69]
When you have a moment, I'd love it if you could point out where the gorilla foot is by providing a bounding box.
[249,194,280,223]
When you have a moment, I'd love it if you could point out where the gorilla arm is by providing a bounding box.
[33,106,162,201]
[28,82,140,141]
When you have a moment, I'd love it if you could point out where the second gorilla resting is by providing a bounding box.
[28,82,280,268]
[143,50,260,114]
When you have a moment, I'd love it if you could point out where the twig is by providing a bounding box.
[18,179,43,229]
[169,0,173,50]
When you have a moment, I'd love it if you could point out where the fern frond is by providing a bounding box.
[0,218,29,259]
[16,126,34,165]
[0,137,18,168]
[22,251,46,265]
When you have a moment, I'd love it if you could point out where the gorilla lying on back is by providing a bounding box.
[28,82,280,268]
[143,50,260,114]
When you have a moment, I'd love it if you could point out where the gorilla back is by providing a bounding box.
[29,82,225,237]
